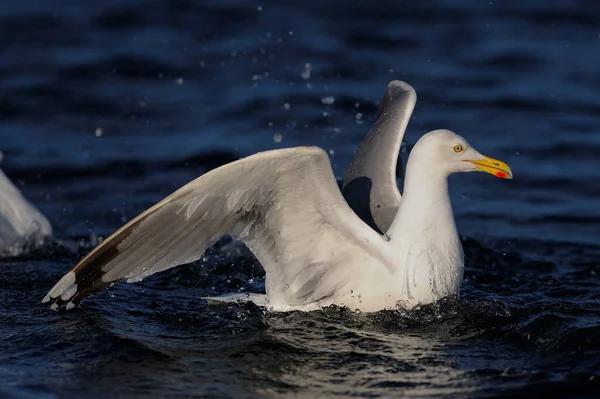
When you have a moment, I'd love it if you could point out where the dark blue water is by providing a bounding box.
[1,0,600,397]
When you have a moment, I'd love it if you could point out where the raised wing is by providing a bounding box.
[44,147,390,310]
[343,80,416,234]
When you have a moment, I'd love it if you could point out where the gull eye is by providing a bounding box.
[453,144,464,153]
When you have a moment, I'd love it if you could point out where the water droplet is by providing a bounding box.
[321,96,335,105]
[273,133,283,143]
[355,112,364,125]
[95,128,103,137]
[301,63,312,79]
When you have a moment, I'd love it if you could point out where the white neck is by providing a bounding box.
[387,157,453,238]
[385,155,464,305]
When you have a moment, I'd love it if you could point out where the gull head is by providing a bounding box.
[409,129,513,179]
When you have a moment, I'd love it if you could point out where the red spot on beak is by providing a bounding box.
[495,171,508,179]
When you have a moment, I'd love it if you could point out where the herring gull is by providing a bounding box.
[43,81,512,312]
[0,169,52,256]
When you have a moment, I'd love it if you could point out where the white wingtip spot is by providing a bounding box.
[50,303,58,311]
[41,295,50,303]
[47,271,76,299]
[60,284,78,301]
[66,302,75,311]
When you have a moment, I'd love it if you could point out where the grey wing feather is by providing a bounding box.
[343,80,416,234]
[44,147,386,310]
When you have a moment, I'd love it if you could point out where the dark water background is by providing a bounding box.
[1,0,600,397]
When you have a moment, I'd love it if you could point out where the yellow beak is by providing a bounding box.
[466,156,513,179]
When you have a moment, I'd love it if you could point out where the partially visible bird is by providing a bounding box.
[0,169,52,256]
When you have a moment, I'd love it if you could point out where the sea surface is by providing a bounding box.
[1,0,599,398]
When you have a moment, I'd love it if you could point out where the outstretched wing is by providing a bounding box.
[343,80,416,234]
[44,147,390,310]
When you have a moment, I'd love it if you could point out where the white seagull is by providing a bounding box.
[0,169,52,256]
[43,81,512,312]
